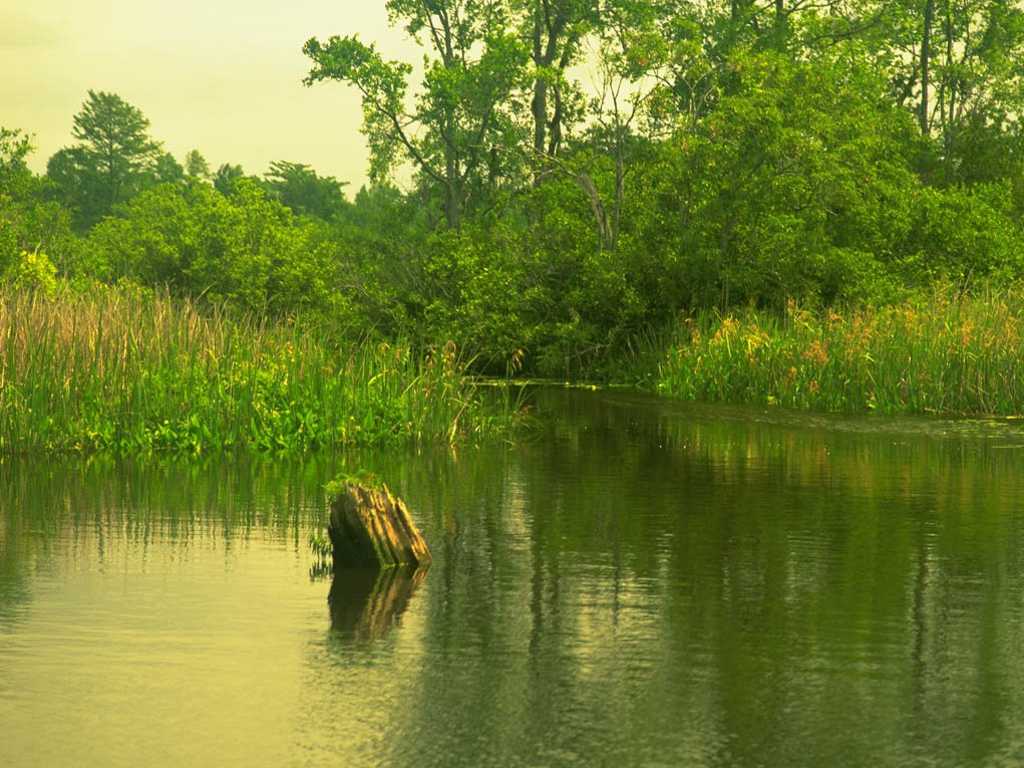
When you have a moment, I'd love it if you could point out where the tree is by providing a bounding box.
[629,52,922,308]
[0,128,35,271]
[517,0,596,170]
[782,0,1024,183]
[152,151,185,186]
[213,163,245,195]
[303,0,529,228]
[1,128,75,275]
[46,90,162,228]
[185,150,211,181]
[263,160,348,219]
[0,128,32,189]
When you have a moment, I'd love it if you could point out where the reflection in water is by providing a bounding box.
[329,568,427,641]
[4,390,1024,766]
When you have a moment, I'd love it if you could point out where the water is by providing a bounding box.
[3,389,1024,767]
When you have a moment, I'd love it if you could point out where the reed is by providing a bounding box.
[656,287,1024,416]
[0,284,513,454]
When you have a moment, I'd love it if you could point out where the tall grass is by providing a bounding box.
[0,284,514,454]
[657,288,1024,416]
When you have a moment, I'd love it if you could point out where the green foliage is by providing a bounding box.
[185,150,211,181]
[2,250,58,294]
[625,52,922,310]
[303,1,530,227]
[0,128,77,277]
[657,288,1024,416]
[325,470,382,497]
[263,161,348,220]
[0,284,517,455]
[213,163,245,195]
[10,0,1024,398]
[308,528,333,579]
[152,152,185,186]
[303,34,411,185]
[0,128,37,274]
[80,179,335,314]
[46,91,162,228]
[896,182,1024,285]
[0,128,32,184]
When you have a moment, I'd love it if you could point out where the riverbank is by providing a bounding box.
[655,288,1024,417]
[11,282,1024,458]
[0,285,515,454]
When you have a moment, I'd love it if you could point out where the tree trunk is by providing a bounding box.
[329,483,432,569]
[773,0,788,48]
[532,7,548,170]
[444,181,462,229]
[443,107,462,228]
[575,172,614,251]
[530,1,571,184]
[920,0,934,134]
[612,122,626,250]
[548,85,563,157]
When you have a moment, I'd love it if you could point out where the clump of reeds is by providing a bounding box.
[0,284,513,454]
[657,287,1024,416]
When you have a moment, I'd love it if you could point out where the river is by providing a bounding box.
[3,388,1024,767]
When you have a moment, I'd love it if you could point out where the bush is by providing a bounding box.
[80,180,335,315]
[3,249,57,294]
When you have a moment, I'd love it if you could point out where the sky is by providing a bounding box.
[0,1,422,188]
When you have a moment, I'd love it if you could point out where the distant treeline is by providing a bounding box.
[4,0,1024,377]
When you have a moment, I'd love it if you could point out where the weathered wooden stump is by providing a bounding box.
[328,482,431,569]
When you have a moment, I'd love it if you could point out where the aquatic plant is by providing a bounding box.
[656,287,1024,417]
[308,528,333,580]
[0,284,516,454]
[325,470,382,495]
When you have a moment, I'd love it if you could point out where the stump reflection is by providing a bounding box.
[328,567,427,641]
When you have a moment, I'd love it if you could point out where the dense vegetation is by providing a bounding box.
[5,0,1024,422]
[0,285,510,454]
[657,288,1024,415]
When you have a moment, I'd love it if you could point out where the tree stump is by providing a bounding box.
[328,482,431,569]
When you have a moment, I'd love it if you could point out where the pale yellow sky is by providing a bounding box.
[0,1,422,187]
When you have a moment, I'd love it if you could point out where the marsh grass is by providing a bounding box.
[657,288,1024,416]
[0,284,513,454]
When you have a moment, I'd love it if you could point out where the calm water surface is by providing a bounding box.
[3,389,1024,767]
